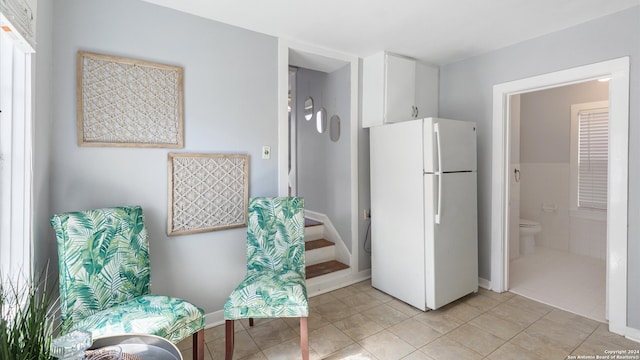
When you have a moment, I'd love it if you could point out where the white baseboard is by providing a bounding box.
[204,310,225,329]
[307,269,371,297]
[478,277,491,290]
[625,326,640,344]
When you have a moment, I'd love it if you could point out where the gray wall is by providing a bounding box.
[358,59,372,271]
[520,80,609,164]
[439,6,640,328]
[50,0,278,314]
[33,0,54,276]
[296,66,352,249]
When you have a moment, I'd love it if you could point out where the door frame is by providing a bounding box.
[288,67,298,196]
[276,39,360,271]
[490,57,630,335]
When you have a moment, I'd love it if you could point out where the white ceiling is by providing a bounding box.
[141,0,639,65]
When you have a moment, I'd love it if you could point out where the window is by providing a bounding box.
[570,101,608,215]
[0,14,34,279]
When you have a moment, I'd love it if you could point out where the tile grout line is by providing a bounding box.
[568,322,601,357]
[481,302,553,359]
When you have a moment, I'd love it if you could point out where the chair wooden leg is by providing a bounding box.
[225,320,234,360]
[192,329,204,360]
[249,318,254,327]
[300,317,309,360]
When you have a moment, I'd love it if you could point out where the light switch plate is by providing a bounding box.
[262,146,271,159]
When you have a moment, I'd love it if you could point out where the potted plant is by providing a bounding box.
[0,268,59,359]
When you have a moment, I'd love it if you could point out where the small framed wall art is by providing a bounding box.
[167,153,249,235]
[77,51,184,148]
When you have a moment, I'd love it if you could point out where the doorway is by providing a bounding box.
[507,81,609,323]
[277,40,361,273]
[490,57,630,335]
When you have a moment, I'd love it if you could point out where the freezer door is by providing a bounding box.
[424,118,477,173]
[425,171,478,310]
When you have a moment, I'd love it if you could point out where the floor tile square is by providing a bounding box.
[444,323,506,356]
[388,318,442,347]
[313,298,358,323]
[262,337,321,360]
[246,319,298,350]
[419,337,483,360]
[486,342,541,360]
[462,292,501,312]
[469,313,524,340]
[333,313,384,341]
[308,324,354,357]
[413,310,463,334]
[322,343,375,360]
[359,330,416,360]
[362,303,411,328]
[437,301,482,323]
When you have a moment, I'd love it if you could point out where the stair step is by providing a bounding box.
[305,218,323,227]
[305,239,334,251]
[306,260,349,279]
[304,218,324,241]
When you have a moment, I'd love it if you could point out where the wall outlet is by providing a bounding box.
[363,209,371,219]
[262,146,271,159]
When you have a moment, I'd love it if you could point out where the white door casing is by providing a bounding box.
[491,57,629,336]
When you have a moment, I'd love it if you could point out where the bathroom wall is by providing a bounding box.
[519,80,608,257]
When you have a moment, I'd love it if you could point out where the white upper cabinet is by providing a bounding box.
[362,52,439,128]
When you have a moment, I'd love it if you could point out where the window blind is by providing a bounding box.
[578,108,608,210]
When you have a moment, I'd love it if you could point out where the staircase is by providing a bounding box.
[304,218,350,279]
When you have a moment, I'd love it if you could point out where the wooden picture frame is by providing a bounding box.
[77,51,184,148]
[167,153,249,235]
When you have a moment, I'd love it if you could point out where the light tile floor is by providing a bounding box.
[177,280,640,360]
[510,246,606,322]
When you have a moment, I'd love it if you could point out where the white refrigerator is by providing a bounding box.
[370,117,478,311]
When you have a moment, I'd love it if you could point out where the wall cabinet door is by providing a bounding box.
[385,54,416,123]
[415,60,439,120]
[363,52,439,128]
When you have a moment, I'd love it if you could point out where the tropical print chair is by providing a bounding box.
[50,206,205,360]
[224,197,309,360]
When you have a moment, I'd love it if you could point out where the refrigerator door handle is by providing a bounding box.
[435,172,442,224]
[434,123,442,224]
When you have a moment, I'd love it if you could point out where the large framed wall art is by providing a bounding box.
[77,51,184,148]
[167,153,249,235]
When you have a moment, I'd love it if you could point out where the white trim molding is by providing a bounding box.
[491,57,630,336]
[0,29,34,279]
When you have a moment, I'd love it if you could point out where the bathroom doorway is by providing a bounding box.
[490,57,630,335]
[507,80,609,322]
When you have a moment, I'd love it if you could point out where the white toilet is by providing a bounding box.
[519,218,541,255]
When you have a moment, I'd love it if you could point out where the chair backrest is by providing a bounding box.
[246,197,305,276]
[50,206,151,330]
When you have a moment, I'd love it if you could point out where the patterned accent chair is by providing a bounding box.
[224,197,309,360]
[50,206,205,360]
